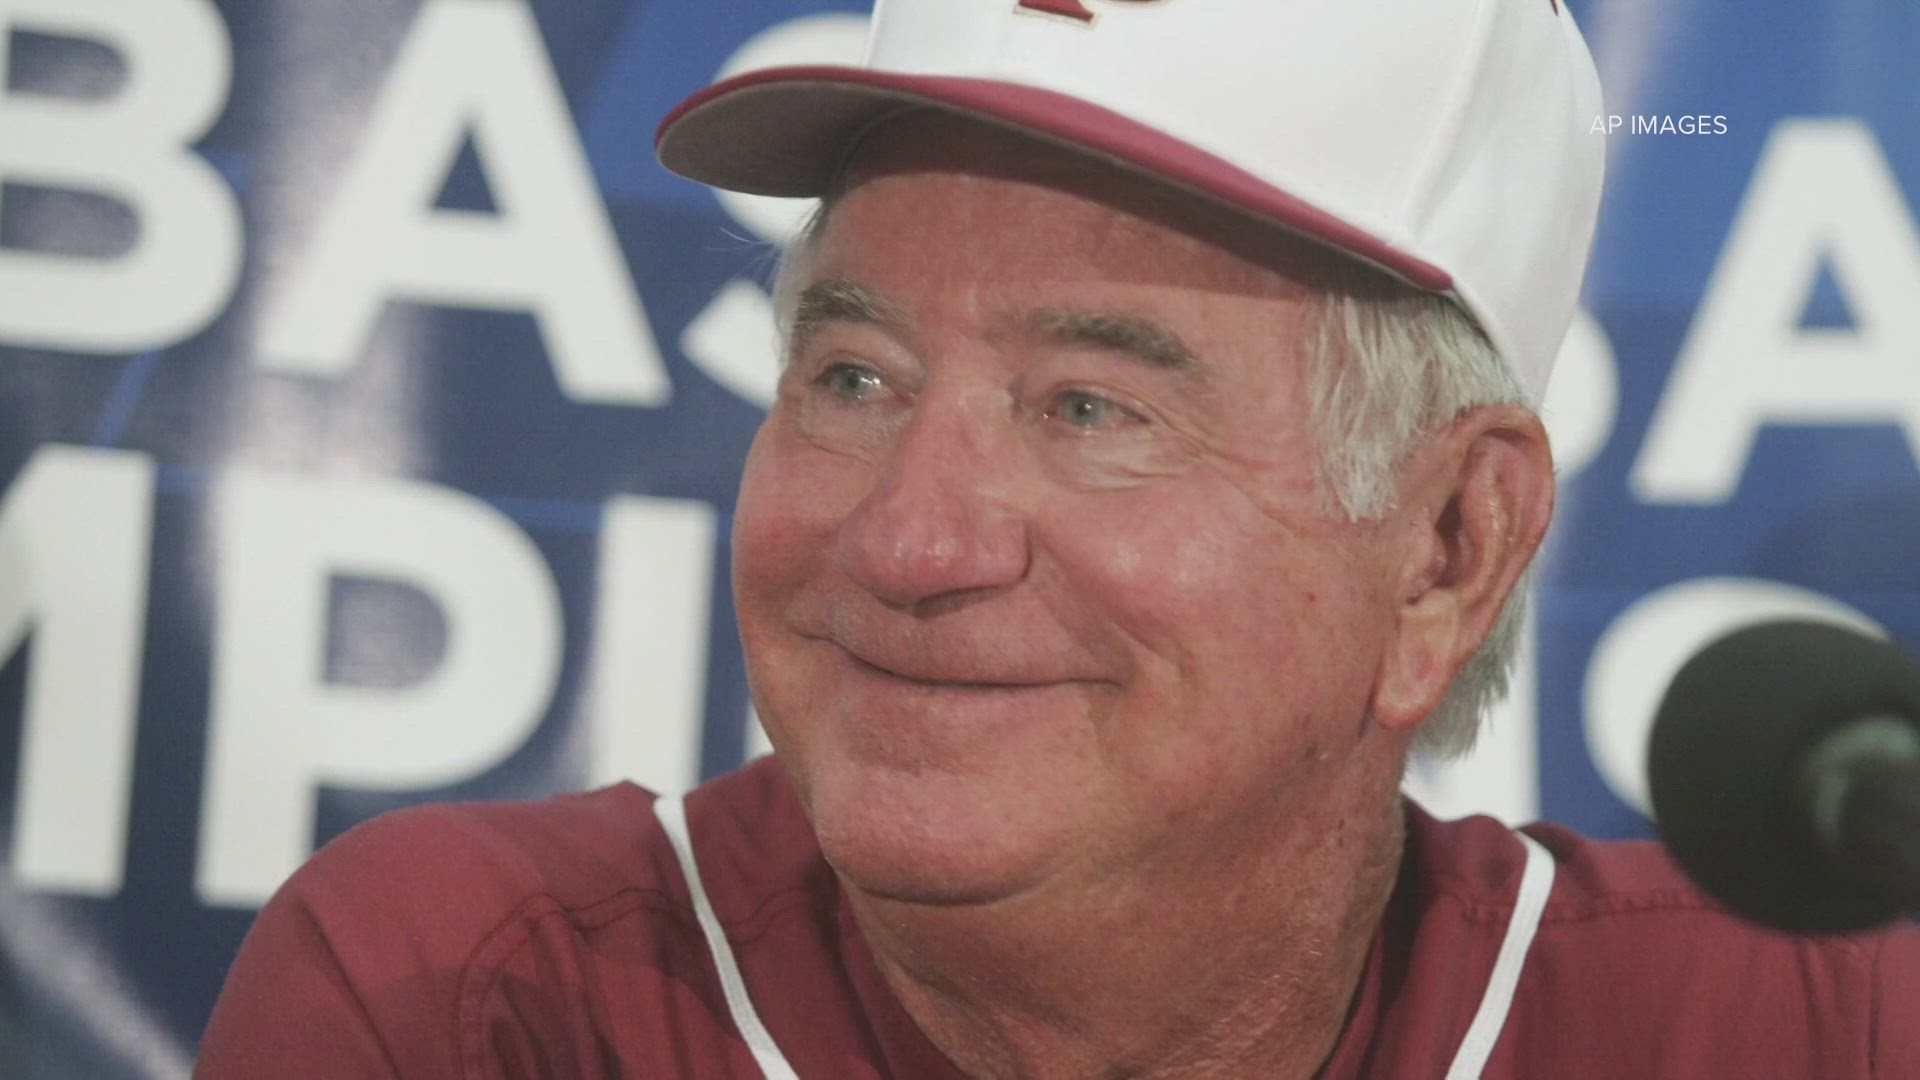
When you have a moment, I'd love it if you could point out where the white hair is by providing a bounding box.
[1305,275,1532,757]
[773,202,1532,759]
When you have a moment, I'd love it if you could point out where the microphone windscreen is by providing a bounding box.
[1648,619,1920,932]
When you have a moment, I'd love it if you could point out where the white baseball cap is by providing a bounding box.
[656,0,1606,402]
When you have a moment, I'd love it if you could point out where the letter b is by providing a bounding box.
[0,0,242,352]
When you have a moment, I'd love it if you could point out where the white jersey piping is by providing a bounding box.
[1443,831,1556,1079]
[653,793,801,1080]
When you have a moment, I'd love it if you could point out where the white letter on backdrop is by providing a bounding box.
[197,473,561,907]
[0,446,154,896]
[588,496,716,797]
[1633,120,1920,503]
[257,0,666,405]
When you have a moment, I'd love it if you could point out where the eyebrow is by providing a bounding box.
[1020,310,1199,372]
[788,280,907,359]
[786,281,1202,376]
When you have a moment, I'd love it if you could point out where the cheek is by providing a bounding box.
[1072,510,1302,650]
[1058,498,1384,722]
[733,424,858,611]
[1079,518,1387,826]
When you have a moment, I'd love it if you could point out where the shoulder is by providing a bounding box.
[1403,803,1920,1076]
[1406,803,1913,971]
[1406,801,1878,932]
[1402,804,1704,917]
[203,761,826,1077]
[289,780,671,925]
[284,756,818,938]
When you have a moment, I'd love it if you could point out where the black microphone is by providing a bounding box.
[1647,619,1920,933]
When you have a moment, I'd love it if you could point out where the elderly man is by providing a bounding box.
[199,0,1919,1077]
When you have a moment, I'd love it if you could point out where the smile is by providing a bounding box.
[831,641,1086,691]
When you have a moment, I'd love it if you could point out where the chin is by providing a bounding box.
[800,761,1075,907]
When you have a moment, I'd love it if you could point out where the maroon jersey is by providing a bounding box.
[197,757,1919,1078]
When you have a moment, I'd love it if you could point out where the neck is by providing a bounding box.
[846,770,1407,1080]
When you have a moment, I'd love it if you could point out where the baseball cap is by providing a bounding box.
[655,0,1606,402]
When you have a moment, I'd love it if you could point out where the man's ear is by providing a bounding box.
[1369,405,1554,732]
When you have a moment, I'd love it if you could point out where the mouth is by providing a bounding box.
[827,640,1100,692]
[794,636,1117,753]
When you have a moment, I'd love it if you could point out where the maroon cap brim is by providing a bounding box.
[655,65,1452,292]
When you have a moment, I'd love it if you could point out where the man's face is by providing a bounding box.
[733,119,1412,906]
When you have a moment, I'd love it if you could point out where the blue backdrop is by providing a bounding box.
[2,0,1917,1073]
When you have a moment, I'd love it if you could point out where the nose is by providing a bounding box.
[836,391,1031,610]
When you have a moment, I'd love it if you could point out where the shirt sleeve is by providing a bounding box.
[194,806,528,1079]
[1872,920,1920,1079]
[195,876,412,1079]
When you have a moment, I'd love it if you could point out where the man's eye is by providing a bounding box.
[1048,390,1136,429]
[818,363,883,400]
